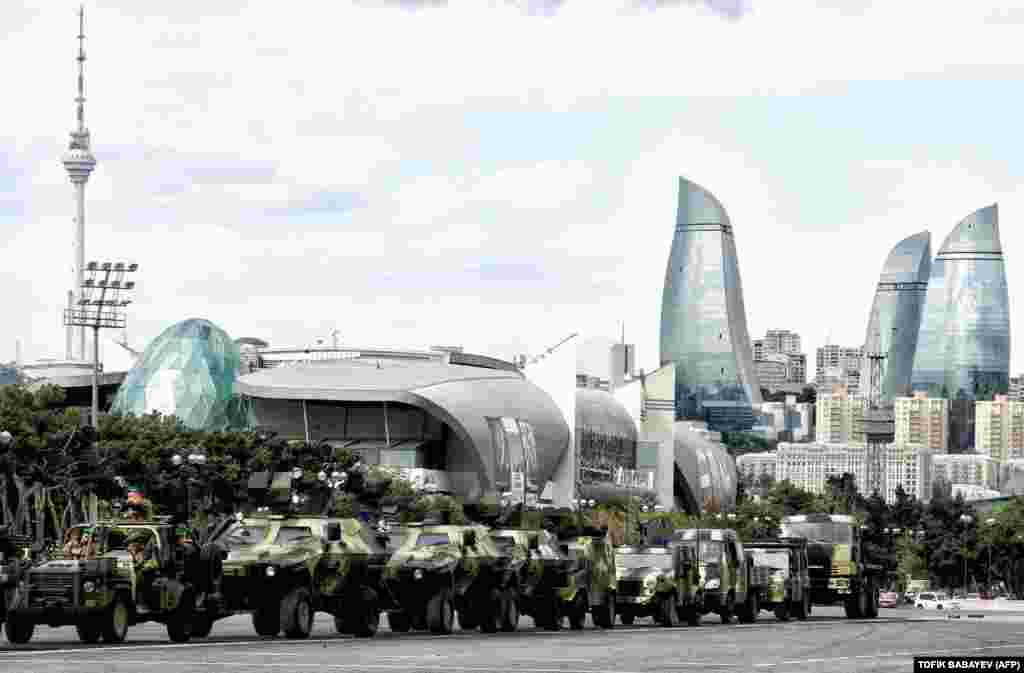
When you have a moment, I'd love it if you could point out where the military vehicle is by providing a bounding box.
[382,518,517,635]
[614,544,700,627]
[213,472,390,639]
[4,519,224,644]
[0,527,32,630]
[489,527,575,631]
[780,513,881,619]
[544,527,618,630]
[745,538,811,621]
[672,528,759,624]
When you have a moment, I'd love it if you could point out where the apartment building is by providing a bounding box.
[975,395,1024,462]
[894,392,949,453]
[737,451,777,481]
[881,444,933,503]
[932,454,999,491]
[753,331,807,386]
[815,388,866,445]
[815,344,863,393]
[775,442,868,496]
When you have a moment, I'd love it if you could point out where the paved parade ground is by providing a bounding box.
[1,607,1023,673]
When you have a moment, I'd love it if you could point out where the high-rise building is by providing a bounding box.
[815,345,863,394]
[932,454,999,492]
[859,232,931,403]
[911,204,1010,401]
[975,395,1024,463]
[894,392,949,452]
[882,445,933,503]
[660,177,762,431]
[753,331,806,387]
[759,330,803,356]
[1009,375,1024,402]
[815,387,866,445]
[755,354,789,390]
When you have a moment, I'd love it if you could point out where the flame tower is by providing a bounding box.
[62,6,97,361]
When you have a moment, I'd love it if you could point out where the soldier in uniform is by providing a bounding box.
[63,528,84,559]
[80,528,98,559]
[127,531,160,606]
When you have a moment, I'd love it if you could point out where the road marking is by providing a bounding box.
[0,660,735,673]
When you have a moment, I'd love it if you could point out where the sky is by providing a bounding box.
[3,1,1024,379]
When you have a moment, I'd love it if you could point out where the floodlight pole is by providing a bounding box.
[92,324,100,427]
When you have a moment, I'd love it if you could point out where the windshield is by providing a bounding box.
[616,553,673,571]
[751,549,789,573]
[781,522,853,544]
[273,527,315,545]
[415,533,451,547]
[224,525,268,547]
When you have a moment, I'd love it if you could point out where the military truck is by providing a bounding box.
[4,519,224,644]
[780,513,881,619]
[745,538,811,621]
[542,527,618,630]
[489,527,575,632]
[672,528,759,624]
[381,518,517,635]
[0,527,32,631]
[214,512,389,639]
[614,544,700,627]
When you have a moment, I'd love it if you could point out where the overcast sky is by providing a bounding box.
[3,1,1024,378]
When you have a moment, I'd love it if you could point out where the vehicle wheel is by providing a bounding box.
[192,615,214,638]
[198,544,225,595]
[500,589,520,632]
[738,593,757,624]
[796,594,810,621]
[864,584,880,619]
[594,592,615,629]
[661,594,681,627]
[4,617,34,644]
[253,605,280,636]
[620,612,635,625]
[76,622,102,644]
[457,607,479,631]
[844,589,863,619]
[720,592,734,624]
[166,590,195,643]
[351,588,381,638]
[568,591,587,630]
[539,596,563,631]
[775,603,791,622]
[387,611,412,633]
[426,588,454,635]
[686,607,701,626]
[280,587,314,639]
[103,595,130,643]
[480,589,503,633]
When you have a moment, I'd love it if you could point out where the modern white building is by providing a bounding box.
[932,454,998,492]
[951,484,1002,502]
[881,444,933,503]
[760,396,814,442]
[736,451,777,481]
[775,442,868,496]
[815,388,866,445]
[894,392,949,453]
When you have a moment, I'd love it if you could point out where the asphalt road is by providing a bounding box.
[2,606,1023,673]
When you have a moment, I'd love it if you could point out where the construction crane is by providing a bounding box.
[524,332,579,366]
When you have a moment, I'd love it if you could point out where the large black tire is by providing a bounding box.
[620,612,635,625]
[568,591,587,630]
[738,593,758,624]
[166,591,195,643]
[387,611,411,633]
[457,608,479,631]
[844,584,866,619]
[351,589,381,638]
[795,593,810,621]
[775,603,791,622]
[480,589,503,633]
[686,607,701,626]
[426,588,454,635]
[720,592,734,624]
[594,592,616,629]
[76,622,102,644]
[864,581,879,619]
[253,605,280,636]
[500,589,519,632]
[660,594,680,627]
[102,595,130,643]
[280,587,314,639]
[198,544,224,595]
[192,615,214,638]
[537,595,563,631]
[4,616,34,644]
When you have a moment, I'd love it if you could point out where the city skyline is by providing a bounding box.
[3,3,1024,380]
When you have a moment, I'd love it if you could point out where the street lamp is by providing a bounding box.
[960,513,974,594]
[63,260,138,427]
[985,517,997,593]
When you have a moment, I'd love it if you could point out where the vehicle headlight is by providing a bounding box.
[265,566,276,577]
[705,579,720,590]
[83,581,96,592]
[413,569,424,580]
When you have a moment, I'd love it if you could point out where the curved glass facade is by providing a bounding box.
[575,388,638,488]
[111,318,254,431]
[859,231,931,401]
[673,423,737,512]
[659,176,761,430]
[910,204,1010,400]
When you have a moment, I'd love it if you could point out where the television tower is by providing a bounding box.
[62,5,97,361]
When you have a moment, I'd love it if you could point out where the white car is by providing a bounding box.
[915,592,956,610]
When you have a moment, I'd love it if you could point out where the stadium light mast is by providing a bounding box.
[64,261,138,427]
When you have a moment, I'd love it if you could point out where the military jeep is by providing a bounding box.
[489,528,575,632]
[382,522,516,635]
[745,538,811,621]
[214,513,389,639]
[542,528,618,630]
[614,544,700,627]
[4,520,224,644]
[672,528,759,624]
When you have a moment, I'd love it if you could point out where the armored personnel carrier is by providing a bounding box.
[672,528,759,624]
[614,544,700,627]
[488,527,575,632]
[544,526,618,630]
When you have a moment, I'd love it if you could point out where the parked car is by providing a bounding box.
[915,592,955,610]
[878,591,899,608]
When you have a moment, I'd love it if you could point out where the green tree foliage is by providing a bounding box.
[719,431,777,457]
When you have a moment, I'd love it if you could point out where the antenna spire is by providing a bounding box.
[75,5,87,134]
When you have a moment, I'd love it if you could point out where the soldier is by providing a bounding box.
[127,532,160,606]
[63,528,84,559]
[80,528,98,559]
[125,505,146,523]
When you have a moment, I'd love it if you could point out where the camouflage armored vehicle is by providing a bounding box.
[214,512,390,639]
[745,538,811,621]
[672,528,759,624]
[614,544,700,627]
[0,527,32,631]
[780,513,880,619]
[489,527,575,631]
[541,527,618,630]
[4,519,224,644]
[382,520,517,635]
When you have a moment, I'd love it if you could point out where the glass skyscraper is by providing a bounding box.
[659,176,762,430]
[859,231,931,402]
[910,204,1010,401]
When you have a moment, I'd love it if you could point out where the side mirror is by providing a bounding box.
[528,536,540,552]
[464,530,477,548]
[325,523,342,543]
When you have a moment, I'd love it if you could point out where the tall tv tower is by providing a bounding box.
[62,5,97,361]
